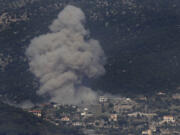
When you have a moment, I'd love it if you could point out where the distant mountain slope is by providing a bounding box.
[1,0,180,102]
[0,102,81,135]
[0,0,41,11]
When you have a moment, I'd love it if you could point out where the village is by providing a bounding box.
[27,92,180,135]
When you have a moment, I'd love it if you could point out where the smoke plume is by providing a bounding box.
[26,5,106,104]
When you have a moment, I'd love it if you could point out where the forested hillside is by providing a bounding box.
[0,102,82,135]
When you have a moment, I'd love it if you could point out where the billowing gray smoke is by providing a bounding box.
[26,5,106,104]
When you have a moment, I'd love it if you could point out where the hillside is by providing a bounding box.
[0,102,82,135]
[1,0,180,103]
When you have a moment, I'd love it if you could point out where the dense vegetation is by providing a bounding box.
[1,0,180,103]
[0,102,82,135]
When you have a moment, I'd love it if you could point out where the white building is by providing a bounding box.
[29,110,42,117]
[72,122,83,126]
[163,116,175,123]
[142,129,152,135]
[61,116,70,122]
[81,112,87,116]
[99,96,108,103]
[109,114,118,122]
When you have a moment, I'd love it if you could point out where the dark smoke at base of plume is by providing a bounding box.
[26,5,106,105]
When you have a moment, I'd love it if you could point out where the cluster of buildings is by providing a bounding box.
[27,93,180,135]
[0,12,28,32]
